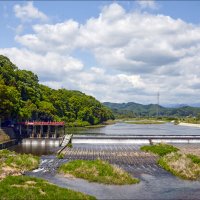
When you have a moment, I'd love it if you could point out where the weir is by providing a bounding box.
[72,135,200,144]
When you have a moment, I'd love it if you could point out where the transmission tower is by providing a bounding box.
[156,91,160,118]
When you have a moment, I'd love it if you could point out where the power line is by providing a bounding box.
[157,91,160,118]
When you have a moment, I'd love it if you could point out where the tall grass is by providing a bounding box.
[159,152,200,180]
[59,160,139,185]
[0,149,39,180]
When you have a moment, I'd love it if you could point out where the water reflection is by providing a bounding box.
[8,143,59,156]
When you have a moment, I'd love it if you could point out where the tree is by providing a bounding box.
[0,78,20,120]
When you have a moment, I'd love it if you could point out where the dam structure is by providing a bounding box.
[17,121,65,146]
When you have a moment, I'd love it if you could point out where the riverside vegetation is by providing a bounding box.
[0,176,95,200]
[0,129,10,143]
[0,150,95,199]
[0,149,39,180]
[58,159,139,185]
[0,55,114,127]
[141,143,200,180]
[125,119,166,125]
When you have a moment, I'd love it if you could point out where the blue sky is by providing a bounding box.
[1,1,200,104]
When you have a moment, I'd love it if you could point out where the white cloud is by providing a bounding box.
[13,2,48,22]
[0,48,83,82]
[15,20,79,53]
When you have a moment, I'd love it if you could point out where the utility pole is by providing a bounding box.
[157,91,160,119]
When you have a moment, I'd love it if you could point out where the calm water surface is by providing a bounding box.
[72,122,200,135]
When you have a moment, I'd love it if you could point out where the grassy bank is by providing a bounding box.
[0,175,95,200]
[141,143,200,180]
[159,152,200,180]
[0,130,10,143]
[125,120,166,125]
[140,143,179,156]
[0,149,39,180]
[58,160,139,185]
[85,125,106,128]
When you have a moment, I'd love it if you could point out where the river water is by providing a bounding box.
[73,122,200,136]
[9,122,200,156]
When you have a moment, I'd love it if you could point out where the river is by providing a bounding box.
[71,122,200,136]
[9,122,200,156]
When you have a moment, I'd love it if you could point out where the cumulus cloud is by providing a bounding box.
[13,2,48,22]
[15,20,79,53]
[1,2,200,104]
[0,48,83,82]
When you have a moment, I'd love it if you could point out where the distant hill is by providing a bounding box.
[103,102,200,118]
[161,103,200,108]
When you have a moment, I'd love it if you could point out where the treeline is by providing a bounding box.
[0,55,114,126]
[104,102,200,118]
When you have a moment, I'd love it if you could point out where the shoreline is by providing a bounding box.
[178,122,200,128]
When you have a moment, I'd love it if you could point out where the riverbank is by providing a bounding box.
[0,149,96,199]
[125,120,166,125]
[0,139,18,150]
[178,122,200,128]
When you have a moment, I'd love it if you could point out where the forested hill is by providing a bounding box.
[0,55,114,126]
[103,102,200,118]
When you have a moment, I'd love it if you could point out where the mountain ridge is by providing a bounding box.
[103,102,200,118]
